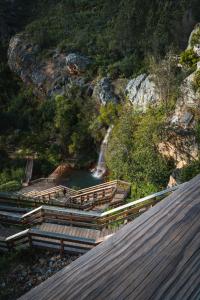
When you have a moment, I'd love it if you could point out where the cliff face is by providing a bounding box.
[123,24,200,178]
[8,33,91,97]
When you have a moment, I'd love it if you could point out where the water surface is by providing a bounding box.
[58,169,103,189]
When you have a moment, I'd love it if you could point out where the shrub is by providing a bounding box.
[193,70,200,92]
[105,105,174,199]
[179,49,199,70]
[179,160,200,183]
[0,181,21,192]
[191,28,200,47]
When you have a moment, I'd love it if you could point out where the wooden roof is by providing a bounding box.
[20,175,200,300]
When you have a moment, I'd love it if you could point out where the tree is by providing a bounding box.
[105,105,173,199]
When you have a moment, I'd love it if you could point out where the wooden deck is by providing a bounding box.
[0,186,177,228]
[0,180,131,211]
[20,174,200,300]
[0,222,115,254]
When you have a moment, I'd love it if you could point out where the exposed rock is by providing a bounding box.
[0,250,79,299]
[194,44,200,57]
[48,163,74,180]
[158,129,199,169]
[165,25,200,173]
[170,70,200,128]
[93,77,118,105]
[8,33,88,97]
[65,53,91,75]
[112,78,128,99]
[125,74,159,110]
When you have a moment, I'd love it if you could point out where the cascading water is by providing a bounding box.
[92,125,113,179]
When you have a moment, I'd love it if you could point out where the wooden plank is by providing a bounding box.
[20,175,200,300]
[30,228,99,245]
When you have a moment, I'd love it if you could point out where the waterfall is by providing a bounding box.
[92,126,113,179]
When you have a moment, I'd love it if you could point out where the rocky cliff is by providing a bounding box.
[8,33,91,97]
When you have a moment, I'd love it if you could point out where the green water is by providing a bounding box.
[59,170,103,189]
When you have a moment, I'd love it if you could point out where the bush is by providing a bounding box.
[193,70,200,92]
[179,49,199,70]
[0,180,21,192]
[191,28,200,47]
[180,160,200,183]
[105,105,174,199]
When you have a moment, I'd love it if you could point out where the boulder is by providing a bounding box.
[125,74,159,110]
[93,77,118,105]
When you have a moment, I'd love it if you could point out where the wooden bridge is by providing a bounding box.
[0,223,116,255]
[0,185,177,229]
[0,182,178,256]
[0,180,131,210]
[20,174,200,300]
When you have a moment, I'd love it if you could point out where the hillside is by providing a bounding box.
[0,0,200,197]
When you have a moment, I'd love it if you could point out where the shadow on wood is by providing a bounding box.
[20,175,200,300]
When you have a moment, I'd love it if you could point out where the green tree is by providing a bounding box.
[106,105,173,199]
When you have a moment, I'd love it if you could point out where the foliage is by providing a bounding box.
[148,52,181,110]
[0,0,200,190]
[193,70,200,92]
[97,103,121,127]
[179,49,199,70]
[54,85,99,162]
[23,0,200,77]
[105,105,174,199]
[191,28,200,47]
[0,180,21,192]
[0,167,24,186]
[179,160,200,182]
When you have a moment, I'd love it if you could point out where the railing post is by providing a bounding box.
[28,233,32,248]
[60,239,64,257]
[7,240,13,252]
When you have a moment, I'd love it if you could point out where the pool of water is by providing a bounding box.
[58,169,103,189]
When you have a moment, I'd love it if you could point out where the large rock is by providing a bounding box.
[93,77,118,105]
[170,70,200,128]
[125,74,159,110]
[158,129,199,169]
[8,33,89,97]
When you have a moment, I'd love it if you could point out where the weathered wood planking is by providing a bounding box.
[20,175,200,300]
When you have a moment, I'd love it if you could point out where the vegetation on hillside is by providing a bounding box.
[105,105,174,199]
[0,0,200,191]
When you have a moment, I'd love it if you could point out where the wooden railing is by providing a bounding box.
[0,180,131,210]
[22,185,76,198]
[0,229,29,252]
[0,227,107,254]
[0,185,179,231]
[22,175,200,300]
[6,185,178,229]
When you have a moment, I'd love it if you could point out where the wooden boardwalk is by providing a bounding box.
[20,175,200,300]
[0,186,178,228]
[0,223,115,254]
[0,180,131,211]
